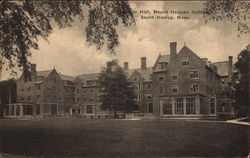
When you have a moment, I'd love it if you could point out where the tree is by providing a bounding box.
[203,0,250,35]
[98,60,135,118]
[0,0,135,74]
[0,79,16,117]
[230,44,249,117]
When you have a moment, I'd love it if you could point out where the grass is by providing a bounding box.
[0,118,248,158]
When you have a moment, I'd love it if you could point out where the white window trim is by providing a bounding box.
[172,85,178,94]
[190,69,199,79]
[190,83,199,93]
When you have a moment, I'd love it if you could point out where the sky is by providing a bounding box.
[1,1,250,80]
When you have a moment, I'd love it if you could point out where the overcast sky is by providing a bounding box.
[1,1,250,80]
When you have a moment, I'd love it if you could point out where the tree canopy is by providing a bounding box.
[98,60,135,118]
[203,0,250,35]
[230,44,249,117]
[0,0,134,73]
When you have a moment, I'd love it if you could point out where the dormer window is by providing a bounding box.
[159,62,168,69]
[181,59,190,67]
[158,75,164,81]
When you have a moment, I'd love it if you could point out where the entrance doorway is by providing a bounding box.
[51,104,57,116]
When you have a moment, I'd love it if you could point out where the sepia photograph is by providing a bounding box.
[0,0,249,158]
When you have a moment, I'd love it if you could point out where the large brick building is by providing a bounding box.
[4,42,234,118]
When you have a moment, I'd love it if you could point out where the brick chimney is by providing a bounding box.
[170,42,177,61]
[124,62,129,70]
[141,57,146,69]
[31,64,36,73]
[228,56,233,74]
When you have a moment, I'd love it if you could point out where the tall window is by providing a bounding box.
[159,87,164,95]
[36,104,40,115]
[163,99,172,114]
[200,98,207,114]
[175,98,184,114]
[186,98,196,114]
[86,105,93,114]
[148,103,153,113]
[172,85,178,94]
[190,70,199,79]
[37,85,41,90]
[146,84,151,90]
[181,59,190,67]
[210,98,215,114]
[190,84,199,92]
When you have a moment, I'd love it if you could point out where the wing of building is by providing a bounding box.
[4,42,235,119]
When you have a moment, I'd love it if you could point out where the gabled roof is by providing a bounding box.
[153,54,170,72]
[212,61,230,77]
[77,73,99,81]
[178,46,205,64]
[158,55,170,63]
[126,67,153,82]
[36,70,53,78]
[59,74,75,81]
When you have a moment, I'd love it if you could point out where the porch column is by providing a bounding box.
[159,100,163,115]
[172,98,175,115]
[196,95,200,114]
[14,105,16,116]
[183,97,186,115]
[20,104,23,116]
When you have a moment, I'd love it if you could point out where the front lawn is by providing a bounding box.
[0,119,248,157]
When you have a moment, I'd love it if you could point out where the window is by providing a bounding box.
[172,85,178,94]
[175,98,184,114]
[53,96,56,100]
[146,84,151,90]
[163,99,172,114]
[136,94,141,101]
[190,84,199,92]
[83,97,87,101]
[90,98,94,102]
[77,97,80,102]
[76,89,79,94]
[172,73,178,80]
[181,59,190,67]
[190,70,199,79]
[21,97,24,101]
[134,77,137,81]
[148,103,153,113]
[58,97,61,101]
[159,87,164,95]
[47,95,50,100]
[37,95,40,100]
[16,105,20,116]
[83,90,86,93]
[20,88,24,91]
[200,98,207,114]
[91,90,94,93]
[28,86,31,91]
[86,80,93,85]
[27,96,31,100]
[86,105,93,114]
[146,94,152,99]
[36,104,40,115]
[158,75,164,81]
[159,62,168,69]
[210,98,215,114]
[186,98,196,114]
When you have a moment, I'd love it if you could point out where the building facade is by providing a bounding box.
[4,42,235,118]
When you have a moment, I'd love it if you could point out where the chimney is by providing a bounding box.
[170,42,177,61]
[31,64,36,73]
[228,56,233,75]
[229,56,233,69]
[141,57,146,69]
[124,62,129,70]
